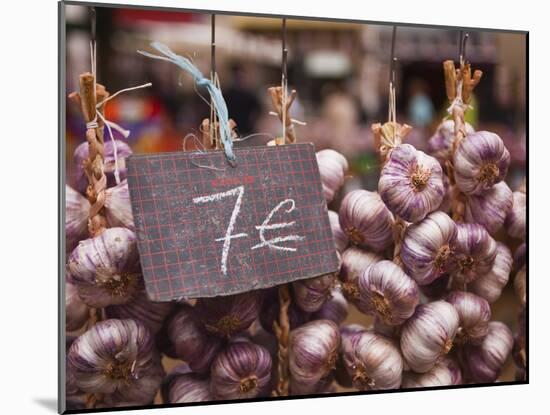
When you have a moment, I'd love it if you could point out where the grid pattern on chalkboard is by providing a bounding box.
[126,143,339,301]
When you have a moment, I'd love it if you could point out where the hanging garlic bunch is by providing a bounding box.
[446,291,491,345]
[316,149,349,203]
[339,247,382,304]
[463,182,513,235]
[339,190,394,252]
[469,242,512,303]
[428,119,475,165]
[401,301,459,373]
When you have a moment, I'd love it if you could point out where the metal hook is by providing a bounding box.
[282,18,288,84]
[458,30,469,64]
[389,26,397,86]
[211,14,216,80]
[90,6,96,44]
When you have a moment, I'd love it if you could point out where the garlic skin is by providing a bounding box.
[469,242,512,304]
[316,149,348,203]
[357,260,420,326]
[428,119,475,164]
[462,321,513,383]
[506,191,526,240]
[514,265,526,307]
[289,319,341,385]
[341,327,403,390]
[66,185,91,253]
[167,306,223,374]
[66,279,89,332]
[312,287,349,325]
[328,210,348,252]
[105,290,174,334]
[292,274,334,313]
[211,341,272,400]
[451,223,497,286]
[339,190,394,252]
[401,301,459,373]
[446,291,491,345]
[104,180,135,231]
[401,363,454,388]
[339,247,382,303]
[464,181,513,235]
[68,227,143,308]
[74,139,133,192]
[401,211,457,286]
[441,355,463,385]
[166,372,212,403]
[379,144,445,223]
[453,131,511,195]
[195,291,261,338]
[513,242,526,274]
[67,319,164,405]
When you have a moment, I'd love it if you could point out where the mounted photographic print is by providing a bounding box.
[59,1,528,413]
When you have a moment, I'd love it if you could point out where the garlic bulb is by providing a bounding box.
[441,355,463,385]
[292,274,334,313]
[340,326,403,390]
[464,181,513,235]
[428,119,475,164]
[195,291,262,338]
[74,139,133,192]
[379,144,444,223]
[66,185,90,253]
[328,210,348,252]
[289,319,340,385]
[513,242,526,274]
[166,372,212,403]
[513,308,526,380]
[446,291,491,345]
[506,191,526,240]
[462,321,513,383]
[469,242,512,304]
[339,247,382,303]
[451,223,497,286]
[260,291,311,334]
[167,305,223,374]
[104,179,135,231]
[316,149,348,203]
[514,265,526,307]
[356,260,420,326]
[401,211,457,285]
[161,363,191,402]
[105,290,174,334]
[67,319,164,404]
[312,287,349,325]
[211,340,272,400]
[339,190,394,252]
[373,318,401,339]
[401,301,459,373]
[453,131,511,195]
[401,363,454,388]
[66,279,89,332]
[68,227,143,308]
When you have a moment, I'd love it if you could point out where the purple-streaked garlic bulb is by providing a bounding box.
[338,190,394,252]
[446,291,491,345]
[292,274,334,313]
[513,242,526,274]
[328,210,348,252]
[514,265,526,307]
[195,291,261,338]
[289,319,340,385]
[373,318,401,339]
[312,287,349,325]
[453,131,510,195]
[428,119,475,165]
[211,340,272,400]
[438,173,452,214]
[66,185,91,252]
[506,191,526,240]
[66,279,89,332]
[165,371,212,403]
[167,306,223,374]
[339,247,382,303]
[67,319,164,404]
[289,373,335,396]
[451,223,497,286]
[105,290,174,334]
[401,363,454,388]
[401,211,457,286]
[464,181,513,235]
[513,308,526,380]
[68,227,143,308]
[462,321,513,383]
[260,295,311,334]
[469,242,512,304]
[356,260,420,326]
[161,363,191,403]
[340,327,403,390]
[441,355,463,385]
[104,179,135,231]
[316,149,348,203]
[379,144,445,223]
[401,301,459,373]
[74,139,133,191]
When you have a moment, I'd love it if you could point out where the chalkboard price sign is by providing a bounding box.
[126,143,339,301]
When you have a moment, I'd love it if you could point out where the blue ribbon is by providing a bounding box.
[138,42,236,165]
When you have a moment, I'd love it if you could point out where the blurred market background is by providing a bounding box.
[64,4,527,385]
